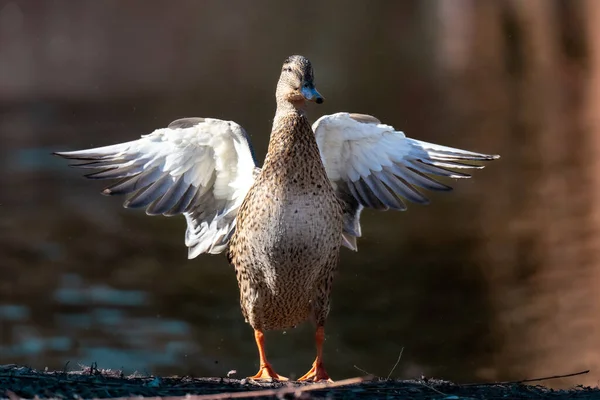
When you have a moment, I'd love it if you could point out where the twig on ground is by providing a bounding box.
[62,361,70,376]
[413,380,448,397]
[353,365,373,376]
[461,369,590,386]
[386,348,404,380]
[95,375,371,400]
[87,362,99,376]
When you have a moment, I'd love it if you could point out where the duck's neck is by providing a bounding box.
[263,101,320,172]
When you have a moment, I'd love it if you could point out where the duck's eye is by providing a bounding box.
[303,82,310,88]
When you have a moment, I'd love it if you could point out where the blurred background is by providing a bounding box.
[1,0,599,389]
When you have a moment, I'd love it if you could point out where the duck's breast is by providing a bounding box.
[239,175,342,284]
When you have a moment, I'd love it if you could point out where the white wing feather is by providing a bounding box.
[54,118,258,259]
[313,112,499,250]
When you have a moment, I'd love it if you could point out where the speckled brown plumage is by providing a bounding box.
[230,111,342,330]
[227,56,342,381]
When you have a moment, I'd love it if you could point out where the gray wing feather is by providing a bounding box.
[54,117,257,258]
[362,174,406,211]
[313,112,500,251]
[351,179,387,210]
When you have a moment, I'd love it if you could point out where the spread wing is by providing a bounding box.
[313,112,500,251]
[54,117,259,259]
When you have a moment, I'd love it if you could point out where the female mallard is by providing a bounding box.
[55,55,499,382]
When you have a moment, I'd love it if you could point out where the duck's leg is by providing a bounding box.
[298,326,332,382]
[248,329,288,381]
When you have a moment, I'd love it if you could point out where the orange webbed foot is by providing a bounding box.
[248,363,289,382]
[297,360,333,383]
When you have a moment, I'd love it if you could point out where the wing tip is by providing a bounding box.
[53,150,79,160]
[83,168,116,179]
[342,233,359,251]
[474,153,501,161]
[53,150,101,161]
[187,248,200,259]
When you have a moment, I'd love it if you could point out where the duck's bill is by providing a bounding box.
[302,86,324,104]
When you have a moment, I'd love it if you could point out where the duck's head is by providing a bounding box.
[276,55,324,107]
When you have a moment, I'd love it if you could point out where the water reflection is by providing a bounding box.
[2,271,198,371]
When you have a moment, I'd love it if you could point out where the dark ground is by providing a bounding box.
[1,365,599,400]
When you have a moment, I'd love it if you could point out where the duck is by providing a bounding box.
[54,55,500,382]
